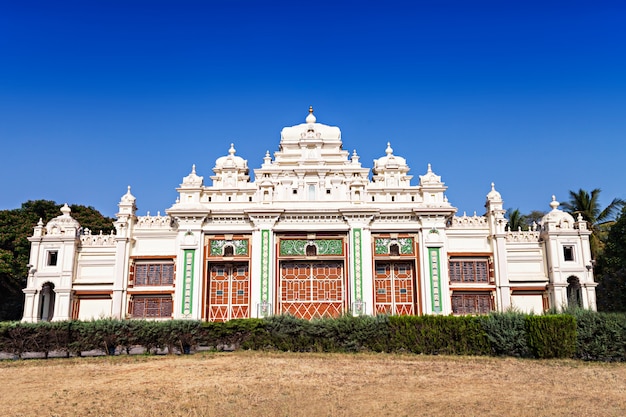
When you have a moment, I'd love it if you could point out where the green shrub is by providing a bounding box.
[134,320,165,354]
[389,315,490,355]
[160,320,202,354]
[263,315,315,352]
[308,315,390,353]
[572,310,626,362]
[200,319,268,351]
[0,322,38,359]
[525,315,576,359]
[479,312,529,357]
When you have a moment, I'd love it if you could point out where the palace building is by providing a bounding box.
[22,108,597,322]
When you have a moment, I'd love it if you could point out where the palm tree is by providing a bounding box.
[561,188,625,258]
[505,208,527,231]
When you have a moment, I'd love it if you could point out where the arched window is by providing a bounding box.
[567,276,582,308]
[306,244,317,257]
[389,243,400,256]
[39,282,56,322]
[223,245,234,257]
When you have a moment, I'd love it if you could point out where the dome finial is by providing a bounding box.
[60,203,71,217]
[386,142,393,155]
[550,195,560,211]
[306,106,316,123]
[229,143,236,155]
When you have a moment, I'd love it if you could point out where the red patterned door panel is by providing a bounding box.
[207,263,249,321]
[280,261,344,319]
[374,262,415,316]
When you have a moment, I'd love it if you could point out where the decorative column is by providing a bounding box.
[112,186,136,319]
[485,183,511,311]
[418,213,450,315]
[342,210,376,316]
[247,211,282,318]
[171,216,205,320]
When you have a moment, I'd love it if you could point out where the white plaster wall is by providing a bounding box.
[132,237,176,255]
[75,263,115,284]
[78,299,113,320]
[446,235,491,253]
[511,294,544,314]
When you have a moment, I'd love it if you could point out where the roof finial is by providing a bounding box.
[60,203,71,216]
[191,164,196,174]
[385,142,393,155]
[229,143,236,155]
[550,195,560,211]
[306,106,316,123]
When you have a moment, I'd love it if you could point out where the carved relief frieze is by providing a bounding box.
[279,239,343,256]
[374,237,414,255]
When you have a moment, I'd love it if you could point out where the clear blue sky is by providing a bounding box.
[1,0,625,218]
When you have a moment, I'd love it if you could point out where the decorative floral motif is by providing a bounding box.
[279,239,343,256]
[209,239,249,256]
[374,238,413,255]
[261,230,270,303]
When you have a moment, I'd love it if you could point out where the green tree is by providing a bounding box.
[0,201,114,320]
[524,210,547,228]
[506,208,527,231]
[561,189,625,258]
[505,209,545,231]
[595,208,626,312]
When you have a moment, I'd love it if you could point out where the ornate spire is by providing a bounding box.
[550,195,560,211]
[306,106,316,123]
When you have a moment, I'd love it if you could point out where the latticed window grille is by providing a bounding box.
[451,292,493,314]
[134,262,175,286]
[449,259,489,283]
[131,296,173,318]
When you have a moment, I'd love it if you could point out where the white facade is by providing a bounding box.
[22,109,597,322]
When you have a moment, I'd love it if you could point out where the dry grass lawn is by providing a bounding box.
[1,351,625,417]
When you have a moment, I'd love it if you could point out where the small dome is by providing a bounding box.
[181,164,204,187]
[120,185,136,203]
[45,203,80,234]
[419,163,443,186]
[215,143,248,170]
[541,195,575,228]
[486,183,502,201]
[373,142,408,172]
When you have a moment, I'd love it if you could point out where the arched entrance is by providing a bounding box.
[39,282,55,321]
[566,276,582,308]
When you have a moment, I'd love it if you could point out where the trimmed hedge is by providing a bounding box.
[1,312,625,361]
[525,315,577,359]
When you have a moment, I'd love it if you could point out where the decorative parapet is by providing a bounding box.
[136,213,174,229]
[505,231,540,243]
[79,229,116,246]
[448,212,488,229]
